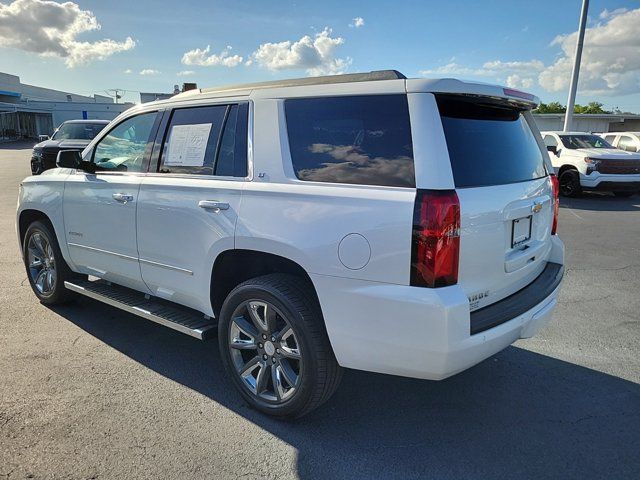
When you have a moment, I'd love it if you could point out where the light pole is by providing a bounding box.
[563,0,589,132]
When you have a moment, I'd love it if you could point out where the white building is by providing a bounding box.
[0,72,133,140]
[532,113,640,133]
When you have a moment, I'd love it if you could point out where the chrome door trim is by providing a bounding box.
[138,258,194,275]
[68,242,138,261]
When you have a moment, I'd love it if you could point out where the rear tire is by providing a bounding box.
[559,169,582,197]
[218,274,342,418]
[23,221,75,305]
[613,191,634,198]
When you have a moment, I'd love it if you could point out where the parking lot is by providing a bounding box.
[1,141,639,479]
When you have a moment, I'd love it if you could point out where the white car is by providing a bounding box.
[17,71,564,418]
[600,132,640,154]
[542,131,640,197]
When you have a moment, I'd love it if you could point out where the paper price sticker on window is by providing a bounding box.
[164,123,212,167]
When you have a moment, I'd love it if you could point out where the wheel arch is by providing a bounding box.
[210,249,320,319]
[558,164,579,175]
[18,209,54,250]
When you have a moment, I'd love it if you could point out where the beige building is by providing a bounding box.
[0,72,132,140]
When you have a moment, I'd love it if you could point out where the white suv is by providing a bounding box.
[542,131,640,197]
[17,71,564,418]
[600,132,640,154]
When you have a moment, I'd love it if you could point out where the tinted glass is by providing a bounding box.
[214,103,249,177]
[159,105,226,175]
[559,134,612,149]
[617,136,637,152]
[543,135,557,147]
[53,122,107,140]
[93,113,157,172]
[437,95,547,188]
[285,95,415,187]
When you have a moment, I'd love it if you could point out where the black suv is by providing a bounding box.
[31,120,110,175]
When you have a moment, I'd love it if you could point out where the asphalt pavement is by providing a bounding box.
[1,141,638,479]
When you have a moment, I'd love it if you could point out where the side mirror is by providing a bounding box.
[56,150,82,169]
[546,145,558,154]
[56,150,97,173]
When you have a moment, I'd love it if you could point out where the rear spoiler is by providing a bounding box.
[406,78,540,108]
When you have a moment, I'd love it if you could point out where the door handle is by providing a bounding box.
[198,200,229,213]
[112,193,134,203]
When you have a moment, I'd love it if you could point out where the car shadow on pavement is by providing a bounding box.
[51,297,640,480]
[560,193,640,212]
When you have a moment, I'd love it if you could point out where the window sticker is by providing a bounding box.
[164,123,213,166]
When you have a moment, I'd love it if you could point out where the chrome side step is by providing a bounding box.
[64,279,216,340]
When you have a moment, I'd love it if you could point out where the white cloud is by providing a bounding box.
[140,68,160,76]
[349,17,364,28]
[181,45,243,67]
[177,70,195,76]
[599,8,627,20]
[505,74,534,89]
[538,8,640,95]
[0,0,135,67]
[123,68,132,74]
[250,27,351,76]
[420,59,543,79]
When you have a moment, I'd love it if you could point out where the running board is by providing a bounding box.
[64,279,216,340]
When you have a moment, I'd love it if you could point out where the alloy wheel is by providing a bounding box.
[228,300,302,403]
[559,171,579,197]
[27,232,56,296]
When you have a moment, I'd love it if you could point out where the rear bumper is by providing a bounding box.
[313,236,565,380]
[580,172,640,190]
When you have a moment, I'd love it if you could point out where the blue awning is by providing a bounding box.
[0,90,21,97]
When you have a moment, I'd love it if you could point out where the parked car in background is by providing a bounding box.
[30,120,109,175]
[542,131,640,197]
[18,71,564,418]
[599,132,640,153]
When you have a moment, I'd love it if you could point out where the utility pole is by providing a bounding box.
[563,0,589,132]
[106,89,123,103]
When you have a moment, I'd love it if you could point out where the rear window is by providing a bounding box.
[284,95,415,188]
[436,95,547,188]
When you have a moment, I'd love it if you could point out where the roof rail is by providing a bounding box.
[196,70,406,95]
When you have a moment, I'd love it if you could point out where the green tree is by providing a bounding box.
[534,101,566,113]
[573,102,611,114]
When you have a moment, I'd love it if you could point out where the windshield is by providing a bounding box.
[436,95,547,188]
[52,122,106,140]
[559,135,612,150]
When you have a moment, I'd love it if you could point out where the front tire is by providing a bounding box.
[23,221,75,305]
[559,169,582,197]
[218,274,342,418]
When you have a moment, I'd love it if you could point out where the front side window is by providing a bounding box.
[93,113,157,172]
[559,134,612,149]
[604,135,617,145]
[284,95,415,188]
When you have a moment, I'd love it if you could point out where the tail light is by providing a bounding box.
[550,174,559,235]
[411,190,460,288]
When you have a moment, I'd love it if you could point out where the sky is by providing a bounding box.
[1,0,639,111]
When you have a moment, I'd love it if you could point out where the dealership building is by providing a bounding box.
[0,72,132,141]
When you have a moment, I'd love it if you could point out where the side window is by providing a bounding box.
[604,135,617,145]
[214,103,249,177]
[159,105,226,175]
[93,112,157,172]
[618,136,638,152]
[543,135,557,147]
[284,95,415,188]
